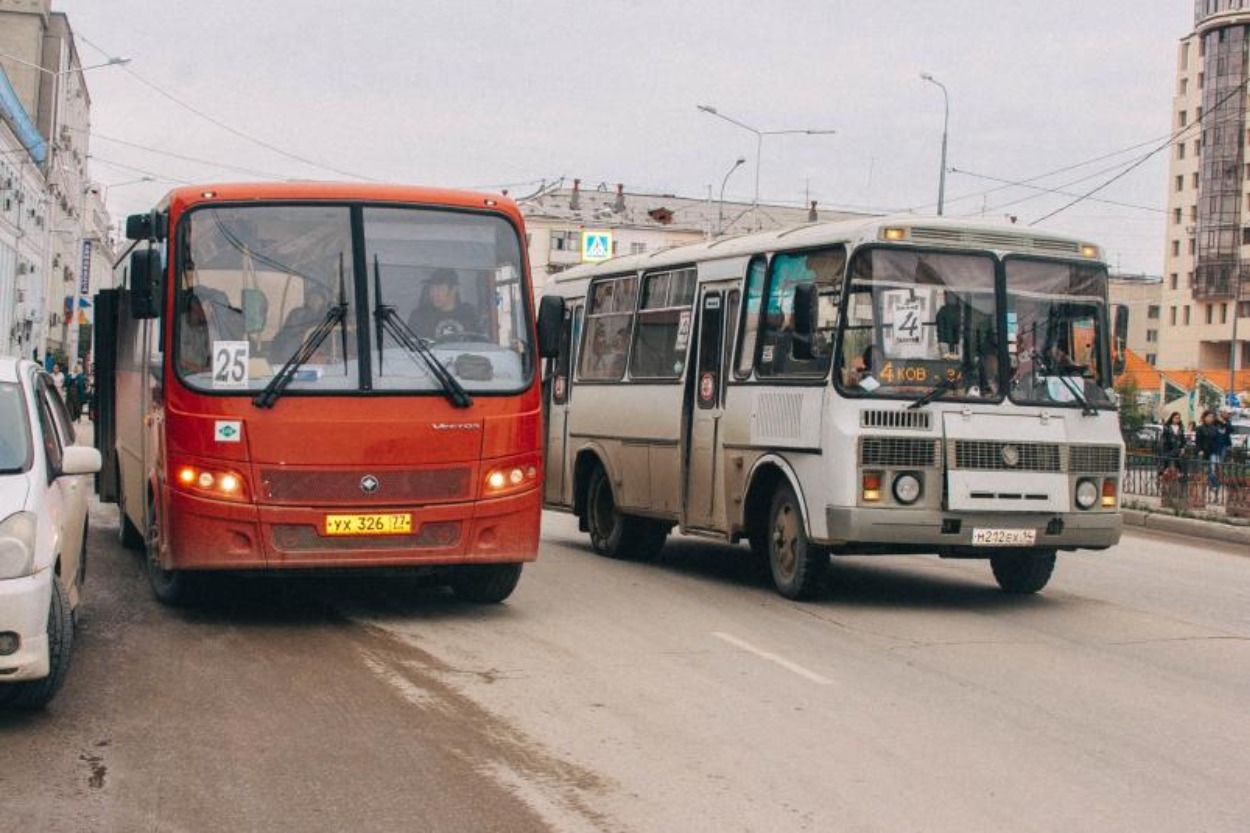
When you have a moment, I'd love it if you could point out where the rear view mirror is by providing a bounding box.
[242,289,269,334]
[125,210,168,242]
[59,445,102,477]
[129,249,163,319]
[537,295,566,359]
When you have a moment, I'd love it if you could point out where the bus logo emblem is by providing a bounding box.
[1001,445,1020,467]
[360,475,380,494]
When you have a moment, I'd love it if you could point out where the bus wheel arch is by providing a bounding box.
[743,457,811,552]
[577,451,665,560]
[572,447,612,529]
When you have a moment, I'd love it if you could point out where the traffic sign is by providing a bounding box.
[581,230,613,262]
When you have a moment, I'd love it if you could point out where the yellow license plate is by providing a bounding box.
[324,513,413,536]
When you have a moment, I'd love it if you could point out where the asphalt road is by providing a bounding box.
[2,503,1248,833]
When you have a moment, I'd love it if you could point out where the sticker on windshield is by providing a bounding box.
[883,291,932,360]
[212,341,250,389]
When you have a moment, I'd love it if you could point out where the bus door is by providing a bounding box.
[684,285,738,529]
[544,301,582,507]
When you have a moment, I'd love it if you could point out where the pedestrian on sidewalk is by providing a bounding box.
[1195,409,1222,491]
[1159,412,1187,476]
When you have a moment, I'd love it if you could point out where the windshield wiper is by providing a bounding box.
[1031,350,1097,416]
[253,302,347,409]
[372,256,471,409]
[907,370,963,410]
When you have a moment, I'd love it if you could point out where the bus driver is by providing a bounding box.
[408,268,481,341]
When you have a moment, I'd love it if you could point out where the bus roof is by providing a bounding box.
[547,214,1103,289]
[156,181,522,221]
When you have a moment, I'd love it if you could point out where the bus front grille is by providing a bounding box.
[859,437,940,468]
[861,410,931,430]
[260,468,473,504]
[1068,445,1122,474]
[950,440,1061,472]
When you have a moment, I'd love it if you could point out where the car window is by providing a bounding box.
[33,378,70,477]
[0,382,33,473]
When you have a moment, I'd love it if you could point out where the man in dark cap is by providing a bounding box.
[408,268,482,341]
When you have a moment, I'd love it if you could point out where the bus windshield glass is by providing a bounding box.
[174,204,532,395]
[1004,258,1113,408]
[837,248,1000,401]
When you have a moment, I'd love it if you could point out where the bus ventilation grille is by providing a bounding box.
[950,440,1061,472]
[861,410,931,430]
[1068,445,1122,474]
[859,437,940,468]
[908,226,1082,256]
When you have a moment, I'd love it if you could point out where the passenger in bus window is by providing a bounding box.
[409,268,481,341]
[936,293,961,358]
[842,344,874,388]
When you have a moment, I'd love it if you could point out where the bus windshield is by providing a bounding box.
[1004,258,1113,408]
[837,248,1000,401]
[174,203,533,396]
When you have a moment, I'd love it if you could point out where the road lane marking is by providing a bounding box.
[712,631,833,686]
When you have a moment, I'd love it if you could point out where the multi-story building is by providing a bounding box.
[0,0,111,364]
[519,180,870,296]
[1109,274,1164,365]
[1161,0,1250,374]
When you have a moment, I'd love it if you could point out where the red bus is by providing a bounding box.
[95,183,560,605]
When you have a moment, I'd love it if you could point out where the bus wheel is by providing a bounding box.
[449,563,523,603]
[990,549,1056,594]
[586,466,665,560]
[767,482,828,600]
[144,498,196,606]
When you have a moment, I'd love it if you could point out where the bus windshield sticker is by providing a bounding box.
[212,341,250,389]
[214,420,243,443]
[883,291,931,359]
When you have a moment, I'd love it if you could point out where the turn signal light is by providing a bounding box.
[173,463,249,501]
[882,227,908,242]
[1101,479,1118,508]
[862,472,883,502]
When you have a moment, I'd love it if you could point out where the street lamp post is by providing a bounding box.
[717,157,746,236]
[697,104,835,227]
[920,73,950,215]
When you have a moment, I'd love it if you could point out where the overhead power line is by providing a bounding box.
[77,33,376,182]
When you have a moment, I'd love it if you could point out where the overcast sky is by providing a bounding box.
[52,0,1191,275]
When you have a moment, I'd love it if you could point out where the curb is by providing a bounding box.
[1122,508,1250,547]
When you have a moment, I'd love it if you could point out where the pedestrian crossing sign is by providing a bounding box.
[581,231,613,262]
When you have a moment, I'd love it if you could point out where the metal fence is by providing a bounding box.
[1123,451,1250,515]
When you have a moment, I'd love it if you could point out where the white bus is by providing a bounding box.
[541,216,1123,599]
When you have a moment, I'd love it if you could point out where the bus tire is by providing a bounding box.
[586,465,665,560]
[117,478,144,550]
[449,563,523,603]
[0,577,74,709]
[767,481,828,600]
[990,549,1056,594]
[144,497,197,607]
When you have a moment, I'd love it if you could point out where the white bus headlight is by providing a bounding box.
[0,512,37,580]
[1075,479,1099,510]
[892,473,923,505]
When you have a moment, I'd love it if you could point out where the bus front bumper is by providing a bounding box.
[823,506,1122,551]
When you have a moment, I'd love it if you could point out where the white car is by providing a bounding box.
[0,357,101,708]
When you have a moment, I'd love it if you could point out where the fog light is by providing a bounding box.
[1075,479,1098,510]
[892,473,922,505]
[486,471,507,491]
[1101,479,1117,508]
[0,631,19,656]
[198,472,215,489]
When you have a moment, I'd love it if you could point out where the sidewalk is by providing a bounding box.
[1122,493,1250,547]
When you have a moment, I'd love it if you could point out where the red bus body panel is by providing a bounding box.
[141,183,543,572]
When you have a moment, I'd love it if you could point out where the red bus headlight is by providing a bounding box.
[173,463,250,502]
[482,457,539,498]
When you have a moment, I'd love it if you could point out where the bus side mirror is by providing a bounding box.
[129,249,163,319]
[537,295,566,358]
[792,283,818,360]
[125,210,168,242]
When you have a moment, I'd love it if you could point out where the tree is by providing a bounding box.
[1115,376,1147,438]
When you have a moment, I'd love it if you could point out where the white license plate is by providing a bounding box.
[971,528,1037,547]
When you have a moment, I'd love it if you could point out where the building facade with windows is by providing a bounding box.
[1161,1,1250,372]
[519,179,868,296]
[0,0,111,363]
[1109,274,1164,366]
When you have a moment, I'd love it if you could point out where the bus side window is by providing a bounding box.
[630,268,696,380]
[579,276,636,381]
[757,246,845,378]
[735,256,768,378]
